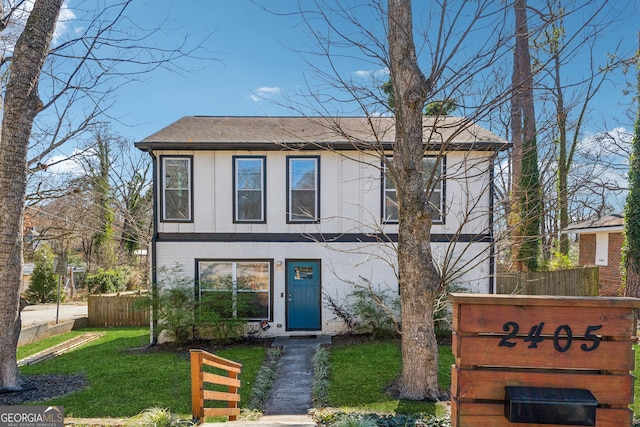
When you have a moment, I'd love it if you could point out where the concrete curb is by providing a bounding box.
[18,317,88,346]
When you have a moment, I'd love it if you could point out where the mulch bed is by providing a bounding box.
[0,373,88,405]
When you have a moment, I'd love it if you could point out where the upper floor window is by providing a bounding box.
[161,156,192,222]
[384,156,444,223]
[287,156,320,223]
[234,156,266,223]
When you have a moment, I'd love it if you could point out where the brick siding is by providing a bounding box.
[578,232,623,296]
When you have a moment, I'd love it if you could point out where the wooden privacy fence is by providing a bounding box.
[87,291,150,327]
[496,267,599,296]
[190,349,242,422]
[451,293,640,427]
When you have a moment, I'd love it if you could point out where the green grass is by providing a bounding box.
[328,339,453,415]
[18,328,265,419]
[17,330,86,360]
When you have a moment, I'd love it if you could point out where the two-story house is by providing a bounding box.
[135,116,509,336]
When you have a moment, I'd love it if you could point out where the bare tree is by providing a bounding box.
[530,0,631,261]
[510,0,541,271]
[0,1,207,391]
[276,0,513,399]
[0,0,64,392]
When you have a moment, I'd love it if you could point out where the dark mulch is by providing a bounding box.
[0,374,88,405]
[123,336,275,357]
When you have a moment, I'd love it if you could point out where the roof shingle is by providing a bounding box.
[135,116,510,151]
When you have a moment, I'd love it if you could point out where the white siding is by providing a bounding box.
[156,149,493,236]
[153,147,495,336]
[154,240,492,337]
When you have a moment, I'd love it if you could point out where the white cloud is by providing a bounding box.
[250,86,281,102]
[352,68,390,80]
[53,3,77,45]
[45,152,83,176]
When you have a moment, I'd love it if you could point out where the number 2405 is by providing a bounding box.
[498,322,602,353]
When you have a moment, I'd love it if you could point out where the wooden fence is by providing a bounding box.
[190,349,242,422]
[87,291,150,327]
[496,267,599,296]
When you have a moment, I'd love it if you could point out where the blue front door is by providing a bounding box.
[286,260,321,330]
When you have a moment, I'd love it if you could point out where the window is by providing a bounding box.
[161,156,192,221]
[197,260,271,320]
[384,156,444,222]
[287,156,320,222]
[234,157,266,223]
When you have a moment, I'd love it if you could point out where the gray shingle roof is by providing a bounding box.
[135,116,510,151]
[563,213,625,233]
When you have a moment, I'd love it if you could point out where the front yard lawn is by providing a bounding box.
[17,328,265,419]
[17,330,640,422]
[327,339,453,416]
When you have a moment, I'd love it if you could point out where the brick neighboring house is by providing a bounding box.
[563,213,624,296]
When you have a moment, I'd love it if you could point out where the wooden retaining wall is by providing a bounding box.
[87,291,150,327]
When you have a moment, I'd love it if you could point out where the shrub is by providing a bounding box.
[156,282,196,345]
[323,291,359,334]
[194,288,251,344]
[311,411,451,427]
[312,346,330,407]
[25,245,59,304]
[84,266,131,294]
[125,407,194,427]
[349,281,400,338]
[140,264,257,345]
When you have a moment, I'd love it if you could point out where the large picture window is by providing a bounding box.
[287,156,319,222]
[161,156,192,221]
[234,157,266,223]
[384,156,444,223]
[197,260,271,320]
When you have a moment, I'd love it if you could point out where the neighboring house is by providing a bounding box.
[135,116,509,336]
[563,213,624,296]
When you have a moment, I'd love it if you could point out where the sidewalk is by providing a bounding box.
[21,303,88,328]
[203,335,331,427]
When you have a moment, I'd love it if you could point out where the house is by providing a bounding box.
[135,116,509,336]
[563,213,624,296]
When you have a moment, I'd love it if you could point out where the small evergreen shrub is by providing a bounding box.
[25,245,59,304]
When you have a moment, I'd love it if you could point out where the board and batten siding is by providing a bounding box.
[154,240,492,336]
[156,149,493,236]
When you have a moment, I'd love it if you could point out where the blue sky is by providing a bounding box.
[58,1,639,144]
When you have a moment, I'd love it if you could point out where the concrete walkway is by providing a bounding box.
[203,335,331,427]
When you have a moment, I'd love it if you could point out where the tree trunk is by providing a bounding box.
[0,0,63,391]
[510,0,540,271]
[388,0,441,400]
[623,42,640,297]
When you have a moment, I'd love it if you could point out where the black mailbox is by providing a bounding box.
[504,386,598,426]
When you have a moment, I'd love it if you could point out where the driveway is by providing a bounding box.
[21,303,88,328]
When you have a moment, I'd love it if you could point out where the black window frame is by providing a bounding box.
[160,155,194,223]
[233,156,267,224]
[382,155,445,224]
[286,155,320,224]
[195,258,274,322]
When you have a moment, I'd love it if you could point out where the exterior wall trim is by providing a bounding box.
[156,232,493,243]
